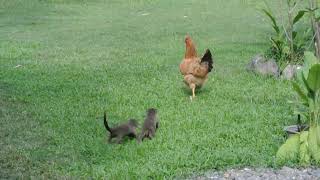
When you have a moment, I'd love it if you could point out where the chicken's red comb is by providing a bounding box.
[185,35,192,43]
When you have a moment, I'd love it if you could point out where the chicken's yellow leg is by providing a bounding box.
[192,87,195,98]
[189,84,196,100]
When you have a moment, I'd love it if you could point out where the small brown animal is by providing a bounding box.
[138,108,159,142]
[103,112,138,144]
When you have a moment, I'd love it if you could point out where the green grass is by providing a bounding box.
[0,0,298,178]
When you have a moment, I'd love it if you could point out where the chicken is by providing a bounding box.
[179,36,214,99]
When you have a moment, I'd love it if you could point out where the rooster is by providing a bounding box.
[179,36,214,99]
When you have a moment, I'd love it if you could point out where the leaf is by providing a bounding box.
[307,64,320,92]
[296,67,304,82]
[276,134,300,165]
[317,126,320,145]
[302,72,314,98]
[303,51,318,78]
[306,7,319,12]
[270,37,282,51]
[308,126,320,165]
[292,81,308,105]
[293,10,306,25]
[299,131,311,166]
[300,131,308,143]
[305,51,318,64]
[292,31,297,39]
[283,46,290,55]
[262,9,280,34]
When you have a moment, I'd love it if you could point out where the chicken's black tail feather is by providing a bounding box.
[201,49,213,72]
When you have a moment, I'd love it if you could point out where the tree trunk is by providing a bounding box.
[314,23,320,59]
[310,0,320,59]
[287,0,295,62]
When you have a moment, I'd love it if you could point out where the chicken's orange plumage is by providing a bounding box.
[179,36,214,99]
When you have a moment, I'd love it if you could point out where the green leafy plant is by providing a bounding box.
[262,7,288,68]
[276,54,320,166]
[276,134,300,165]
[262,0,316,69]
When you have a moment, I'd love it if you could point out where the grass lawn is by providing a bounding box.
[0,0,297,178]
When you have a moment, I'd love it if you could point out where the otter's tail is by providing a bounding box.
[103,112,112,133]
